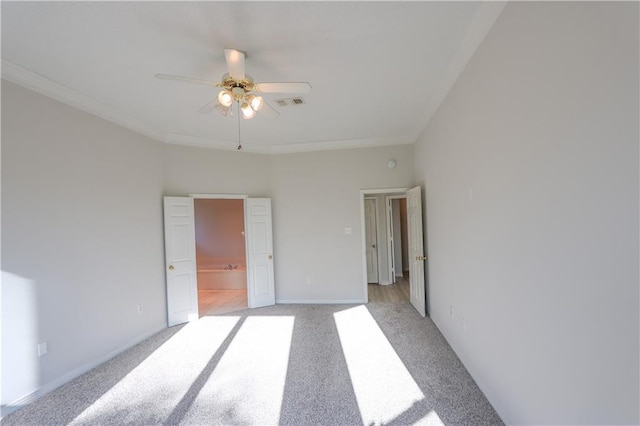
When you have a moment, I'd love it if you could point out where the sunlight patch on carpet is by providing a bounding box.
[425,409,445,425]
[181,316,294,425]
[69,316,240,425]
[334,305,442,425]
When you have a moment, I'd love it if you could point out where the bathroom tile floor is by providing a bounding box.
[198,289,248,316]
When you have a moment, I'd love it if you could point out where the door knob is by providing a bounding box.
[268,255,273,260]
[168,265,175,270]
[416,256,427,261]
[372,244,376,248]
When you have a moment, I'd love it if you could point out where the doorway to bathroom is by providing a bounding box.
[194,198,248,315]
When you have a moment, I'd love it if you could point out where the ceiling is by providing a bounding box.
[1,2,505,154]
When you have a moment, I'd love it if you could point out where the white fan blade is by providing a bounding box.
[224,48,245,81]
[197,99,217,113]
[155,73,219,87]
[254,82,312,94]
[260,101,280,118]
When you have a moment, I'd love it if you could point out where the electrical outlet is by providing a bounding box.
[37,342,48,357]
[137,304,143,314]
[344,227,352,235]
[462,317,467,330]
[305,277,311,285]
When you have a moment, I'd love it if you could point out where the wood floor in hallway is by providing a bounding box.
[199,274,409,315]
[368,275,410,303]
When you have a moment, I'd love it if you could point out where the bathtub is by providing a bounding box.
[197,258,247,290]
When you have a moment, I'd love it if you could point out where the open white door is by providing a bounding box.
[163,197,199,327]
[364,198,379,283]
[407,186,427,317]
[245,198,275,308]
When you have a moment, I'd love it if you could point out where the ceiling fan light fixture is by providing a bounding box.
[241,101,256,119]
[248,95,264,112]
[217,89,234,107]
[156,48,310,123]
[214,104,230,117]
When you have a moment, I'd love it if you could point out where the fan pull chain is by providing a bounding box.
[236,101,242,150]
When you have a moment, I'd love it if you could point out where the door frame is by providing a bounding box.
[385,194,407,285]
[360,188,409,301]
[363,197,379,284]
[189,194,256,307]
[406,186,427,317]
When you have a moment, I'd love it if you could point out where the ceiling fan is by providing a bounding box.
[156,48,312,119]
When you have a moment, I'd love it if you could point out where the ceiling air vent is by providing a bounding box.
[274,97,306,107]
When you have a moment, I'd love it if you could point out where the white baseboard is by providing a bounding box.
[379,281,391,286]
[276,299,367,304]
[1,323,166,419]
[430,314,507,424]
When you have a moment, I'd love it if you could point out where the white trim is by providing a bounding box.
[268,137,414,154]
[386,194,407,201]
[385,196,395,285]
[276,299,367,304]
[360,188,411,301]
[189,193,248,200]
[165,134,272,154]
[409,1,507,141]
[364,197,382,288]
[364,197,380,284]
[1,60,165,144]
[360,194,369,302]
[385,194,408,284]
[362,188,409,195]
[0,323,166,419]
[430,315,507,425]
[243,200,253,308]
[167,133,414,155]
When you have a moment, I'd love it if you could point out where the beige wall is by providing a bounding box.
[2,81,166,406]
[414,2,639,424]
[162,141,415,302]
[163,144,271,197]
[270,146,414,302]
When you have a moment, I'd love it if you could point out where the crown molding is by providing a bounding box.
[166,133,414,155]
[410,1,507,141]
[268,136,415,154]
[1,60,165,143]
[165,133,272,154]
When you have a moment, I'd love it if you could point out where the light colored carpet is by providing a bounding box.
[2,303,503,425]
